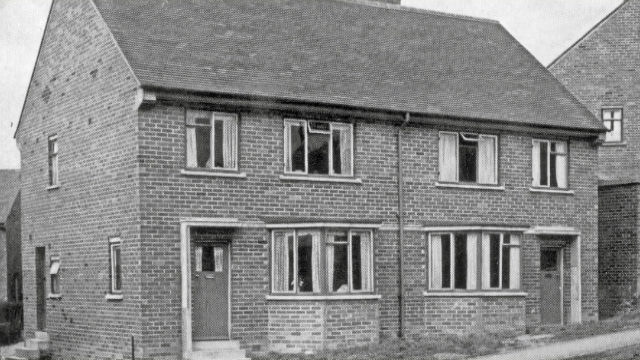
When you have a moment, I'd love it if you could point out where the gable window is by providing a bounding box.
[439,132,497,184]
[428,232,520,291]
[48,135,58,186]
[284,119,353,176]
[532,140,568,189]
[109,237,122,294]
[50,256,60,295]
[602,108,622,143]
[186,110,238,170]
[272,229,373,294]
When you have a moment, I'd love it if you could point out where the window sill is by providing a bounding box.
[435,182,505,191]
[180,169,247,178]
[279,174,363,184]
[47,185,60,191]
[266,294,381,301]
[601,141,626,147]
[529,187,575,195]
[105,293,123,301]
[47,293,62,300]
[423,291,527,297]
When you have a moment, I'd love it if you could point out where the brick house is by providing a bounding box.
[15,0,604,358]
[0,170,21,303]
[549,0,640,319]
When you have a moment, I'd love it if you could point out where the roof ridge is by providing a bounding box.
[333,0,500,25]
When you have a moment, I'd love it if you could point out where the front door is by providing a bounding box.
[192,242,229,340]
[35,247,46,331]
[540,248,562,324]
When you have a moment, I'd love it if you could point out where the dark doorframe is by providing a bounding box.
[35,247,46,331]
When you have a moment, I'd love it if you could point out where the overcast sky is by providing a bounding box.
[0,0,623,169]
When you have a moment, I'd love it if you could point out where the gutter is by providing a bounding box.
[397,112,410,338]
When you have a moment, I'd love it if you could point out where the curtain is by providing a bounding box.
[358,231,372,291]
[311,231,321,293]
[466,233,478,290]
[284,122,292,172]
[327,244,335,292]
[555,142,568,188]
[532,141,541,186]
[223,116,237,169]
[481,233,491,289]
[273,232,290,292]
[340,126,352,175]
[478,136,496,184]
[509,234,521,289]
[439,133,457,182]
[186,128,197,168]
[430,235,443,289]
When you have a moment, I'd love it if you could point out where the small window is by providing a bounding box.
[602,108,622,143]
[186,110,238,170]
[439,132,497,184]
[109,238,122,293]
[48,136,58,186]
[284,119,353,176]
[532,140,568,188]
[50,257,60,295]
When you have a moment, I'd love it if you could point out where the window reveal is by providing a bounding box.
[602,108,622,143]
[109,238,122,293]
[48,135,58,186]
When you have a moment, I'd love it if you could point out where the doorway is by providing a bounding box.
[35,247,46,331]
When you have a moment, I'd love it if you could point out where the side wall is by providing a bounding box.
[17,0,142,358]
[6,193,22,302]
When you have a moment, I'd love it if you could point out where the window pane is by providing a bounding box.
[539,143,548,186]
[290,124,306,172]
[332,125,352,175]
[478,136,496,184]
[201,246,215,271]
[439,133,458,182]
[550,146,558,188]
[195,126,211,168]
[352,234,363,291]
[441,234,451,289]
[501,235,510,289]
[308,132,329,174]
[328,234,348,292]
[113,245,122,291]
[332,129,342,175]
[489,234,500,288]
[273,232,292,292]
[298,234,314,292]
[288,235,295,291]
[454,234,467,289]
[459,136,477,182]
[213,119,224,168]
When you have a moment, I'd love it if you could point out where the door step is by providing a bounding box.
[190,341,250,360]
[6,332,50,360]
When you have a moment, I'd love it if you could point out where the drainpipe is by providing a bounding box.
[397,112,410,338]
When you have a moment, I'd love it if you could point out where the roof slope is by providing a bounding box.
[92,0,602,131]
[0,170,20,223]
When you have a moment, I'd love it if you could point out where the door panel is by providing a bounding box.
[192,243,229,340]
[540,249,562,324]
[35,247,46,331]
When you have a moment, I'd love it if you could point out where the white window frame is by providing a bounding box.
[185,110,239,171]
[48,135,59,186]
[49,256,60,295]
[109,237,122,294]
[482,233,518,290]
[283,119,354,177]
[438,131,498,185]
[602,108,623,143]
[532,139,568,189]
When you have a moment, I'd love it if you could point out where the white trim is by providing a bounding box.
[529,187,574,195]
[525,226,581,236]
[379,224,423,231]
[46,185,60,190]
[265,222,380,229]
[266,294,381,301]
[179,218,264,228]
[279,174,362,184]
[423,226,529,232]
[423,291,527,297]
[180,169,247,178]
[435,182,505,191]
[600,141,627,147]
[47,293,62,300]
[105,293,123,301]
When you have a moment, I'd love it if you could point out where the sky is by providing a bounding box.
[0,0,624,170]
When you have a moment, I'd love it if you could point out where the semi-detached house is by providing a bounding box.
[15,0,606,358]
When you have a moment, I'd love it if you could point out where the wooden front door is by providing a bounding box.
[35,247,46,331]
[540,248,562,324]
[192,242,229,340]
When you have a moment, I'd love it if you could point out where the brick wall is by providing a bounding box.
[6,193,22,302]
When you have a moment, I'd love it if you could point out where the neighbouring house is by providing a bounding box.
[15,0,605,358]
[0,170,21,303]
[549,0,640,319]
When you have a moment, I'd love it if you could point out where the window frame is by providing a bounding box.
[185,109,239,172]
[48,135,59,187]
[601,107,623,143]
[270,228,374,295]
[283,119,354,177]
[427,231,521,292]
[532,139,569,189]
[49,256,60,296]
[109,237,123,294]
[438,131,499,185]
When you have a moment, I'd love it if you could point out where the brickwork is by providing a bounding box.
[6,193,22,302]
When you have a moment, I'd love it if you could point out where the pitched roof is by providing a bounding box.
[92,0,603,132]
[0,170,20,224]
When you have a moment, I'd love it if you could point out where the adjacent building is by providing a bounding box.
[16,0,605,358]
[549,0,640,319]
[0,170,21,303]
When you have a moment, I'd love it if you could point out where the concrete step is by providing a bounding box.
[26,337,49,351]
[14,347,40,360]
[34,331,49,342]
[4,357,28,360]
[188,351,250,360]
[193,340,241,351]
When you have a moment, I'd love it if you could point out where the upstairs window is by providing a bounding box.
[284,119,353,176]
[186,110,238,170]
[602,108,622,143]
[50,256,60,295]
[439,132,497,185]
[532,140,568,189]
[109,237,122,294]
[48,135,58,186]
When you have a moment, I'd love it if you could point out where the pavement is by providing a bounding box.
[472,328,640,360]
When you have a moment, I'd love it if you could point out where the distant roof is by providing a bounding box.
[0,170,20,224]
[92,0,603,132]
